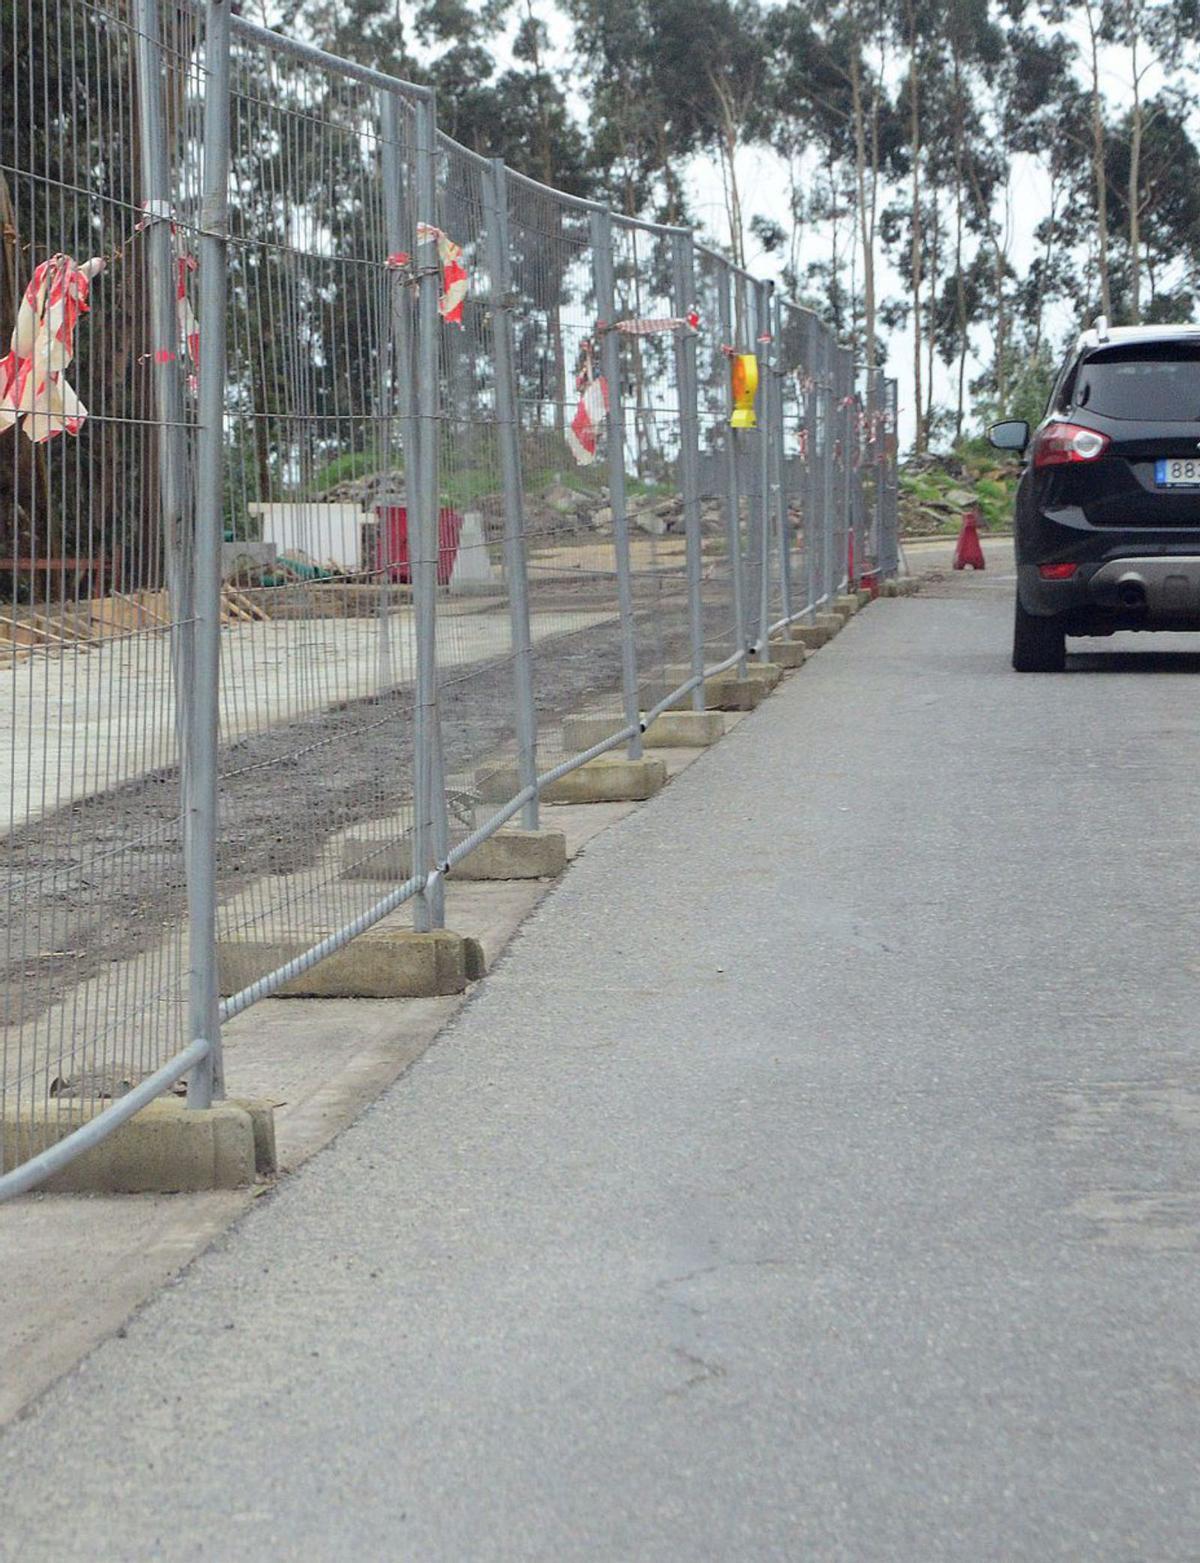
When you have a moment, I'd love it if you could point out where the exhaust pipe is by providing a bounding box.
[1117,575,1147,609]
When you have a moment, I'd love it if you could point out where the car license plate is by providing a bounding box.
[1155,458,1200,486]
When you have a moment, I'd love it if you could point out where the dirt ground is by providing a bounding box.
[0,575,731,1038]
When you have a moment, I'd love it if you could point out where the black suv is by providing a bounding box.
[990,322,1200,671]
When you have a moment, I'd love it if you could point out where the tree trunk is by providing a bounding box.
[994,233,1007,409]
[925,188,939,438]
[952,48,967,442]
[850,48,877,377]
[907,2,924,454]
[965,156,1009,412]
[1085,0,1113,320]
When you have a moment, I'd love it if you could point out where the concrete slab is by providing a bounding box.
[790,623,832,649]
[0,1191,250,1427]
[856,588,873,607]
[834,594,860,616]
[815,612,845,633]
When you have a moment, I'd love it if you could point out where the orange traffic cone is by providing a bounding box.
[953,508,985,570]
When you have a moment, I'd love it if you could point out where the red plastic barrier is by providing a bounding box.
[374,504,464,585]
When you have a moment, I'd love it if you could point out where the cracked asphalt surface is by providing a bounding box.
[4,575,1200,1560]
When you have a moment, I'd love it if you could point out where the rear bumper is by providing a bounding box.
[1019,555,1200,625]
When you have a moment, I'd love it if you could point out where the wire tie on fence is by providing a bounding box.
[135,198,174,230]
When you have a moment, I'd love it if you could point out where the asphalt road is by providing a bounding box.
[4,576,1200,1561]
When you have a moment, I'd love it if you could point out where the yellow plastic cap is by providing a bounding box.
[730,353,759,429]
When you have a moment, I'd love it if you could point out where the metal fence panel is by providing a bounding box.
[694,247,744,675]
[0,0,206,1186]
[210,30,429,1012]
[0,0,898,1197]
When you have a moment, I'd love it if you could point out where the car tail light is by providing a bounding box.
[1032,421,1110,468]
[1038,562,1078,580]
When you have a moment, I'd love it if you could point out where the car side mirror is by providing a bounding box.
[988,419,1030,453]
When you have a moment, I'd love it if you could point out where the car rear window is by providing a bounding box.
[1070,341,1200,421]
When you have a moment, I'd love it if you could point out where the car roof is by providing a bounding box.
[1075,322,1200,353]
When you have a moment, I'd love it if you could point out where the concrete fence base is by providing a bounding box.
[476,754,667,806]
[0,1097,271,1194]
[218,929,474,999]
[765,639,807,670]
[562,711,724,751]
[342,828,567,883]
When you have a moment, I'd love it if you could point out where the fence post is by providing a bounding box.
[132,0,191,727]
[590,208,642,756]
[412,92,447,929]
[801,316,818,622]
[875,375,893,578]
[755,279,773,655]
[717,264,748,677]
[670,230,705,710]
[841,351,855,589]
[854,371,869,585]
[769,294,792,629]
[822,337,836,608]
[871,369,882,573]
[485,159,539,824]
[377,90,411,691]
[183,0,233,1107]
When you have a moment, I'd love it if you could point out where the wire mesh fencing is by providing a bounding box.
[0,0,900,1198]
[212,26,432,1021]
[0,0,207,1187]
